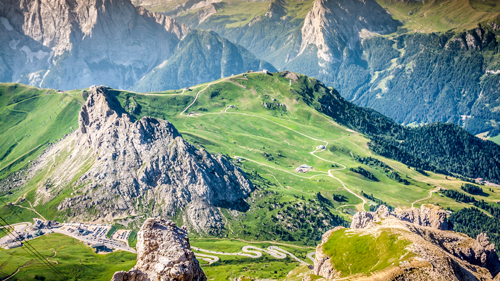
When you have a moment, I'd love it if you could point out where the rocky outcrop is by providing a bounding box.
[111,218,206,281]
[313,212,500,281]
[298,0,400,64]
[350,210,378,229]
[350,205,390,229]
[489,22,500,31]
[0,0,188,90]
[36,86,253,233]
[394,205,450,230]
[350,205,450,231]
[264,0,287,20]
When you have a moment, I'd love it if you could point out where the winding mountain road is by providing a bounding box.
[192,245,311,265]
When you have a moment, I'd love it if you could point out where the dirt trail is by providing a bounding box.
[47,250,58,265]
[412,188,440,208]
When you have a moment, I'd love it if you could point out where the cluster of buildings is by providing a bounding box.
[1,219,60,249]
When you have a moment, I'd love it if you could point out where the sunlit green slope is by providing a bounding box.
[0,84,84,179]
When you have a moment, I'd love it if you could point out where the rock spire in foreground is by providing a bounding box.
[111,218,206,281]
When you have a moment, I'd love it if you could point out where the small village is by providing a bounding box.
[0,219,135,254]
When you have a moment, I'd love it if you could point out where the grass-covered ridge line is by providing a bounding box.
[376,0,500,33]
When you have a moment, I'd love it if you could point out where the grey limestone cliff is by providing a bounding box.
[0,0,187,90]
[37,86,252,233]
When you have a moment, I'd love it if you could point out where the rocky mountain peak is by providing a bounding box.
[35,86,253,232]
[111,218,206,281]
[299,0,400,63]
[0,0,189,89]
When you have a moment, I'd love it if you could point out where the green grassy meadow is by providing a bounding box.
[322,228,412,277]
[0,233,136,281]
[0,84,84,179]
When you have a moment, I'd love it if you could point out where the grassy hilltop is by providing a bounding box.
[1,72,500,279]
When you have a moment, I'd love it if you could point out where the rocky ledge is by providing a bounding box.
[111,218,206,281]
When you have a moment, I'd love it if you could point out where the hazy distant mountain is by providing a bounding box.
[133,29,276,92]
[0,0,189,90]
[0,0,273,91]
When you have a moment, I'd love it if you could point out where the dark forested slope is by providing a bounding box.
[295,76,500,183]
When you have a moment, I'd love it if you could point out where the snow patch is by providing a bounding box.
[157,60,168,69]
[0,17,13,31]
[486,70,500,75]
[20,46,49,64]
[9,39,20,50]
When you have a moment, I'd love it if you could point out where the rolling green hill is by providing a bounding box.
[1,72,500,279]
[0,84,84,179]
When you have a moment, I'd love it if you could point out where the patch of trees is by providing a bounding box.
[442,189,475,203]
[473,200,500,220]
[333,194,348,202]
[449,208,500,251]
[349,167,378,181]
[461,183,482,194]
[354,156,409,184]
[318,89,500,183]
[355,156,391,170]
[361,191,393,211]
[263,152,274,161]
[387,171,410,185]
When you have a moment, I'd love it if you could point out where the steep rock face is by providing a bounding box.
[393,205,450,230]
[38,86,252,233]
[313,208,500,280]
[111,218,206,281]
[0,0,188,90]
[298,0,400,65]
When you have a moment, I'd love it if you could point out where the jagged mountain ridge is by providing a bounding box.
[0,0,188,90]
[0,0,273,91]
[33,86,253,233]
